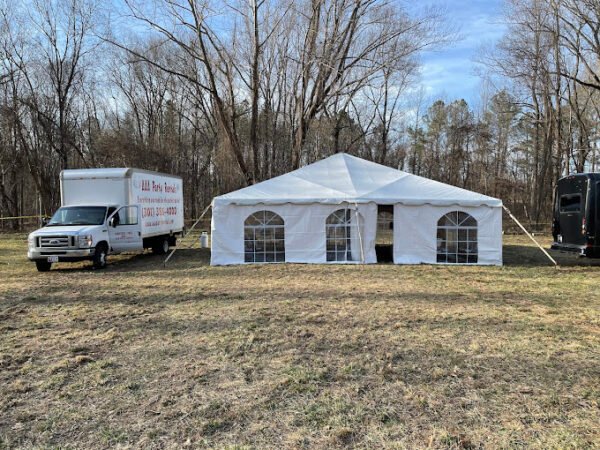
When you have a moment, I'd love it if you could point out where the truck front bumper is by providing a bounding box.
[28,247,95,262]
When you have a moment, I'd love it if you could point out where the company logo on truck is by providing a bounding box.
[140,179,178,194]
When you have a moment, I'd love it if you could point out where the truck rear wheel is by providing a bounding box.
[35,260,52,272]
[152,237,170,255]
[93,243,108,269]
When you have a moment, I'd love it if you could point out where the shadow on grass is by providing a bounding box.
[46,248,211,273]
[103,243,600,272]
[105,244,600,271]
[3,273,584,312]
[503,244,600,267]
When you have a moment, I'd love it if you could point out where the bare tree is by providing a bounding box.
[288,0,447,168]
[0,0,96,213]
[554,0,600,91]
[109,0,255,184]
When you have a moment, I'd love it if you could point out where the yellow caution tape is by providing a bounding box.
[0,215,42,221]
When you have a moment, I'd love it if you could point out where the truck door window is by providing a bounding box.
[106,207,117,221]
[116,206,138,225]
[560,194,581,213]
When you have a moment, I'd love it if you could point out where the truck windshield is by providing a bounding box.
[47,206,107,226]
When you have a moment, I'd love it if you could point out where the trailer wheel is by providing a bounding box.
[152,237,170,255]
[93,243,108,269]
[35,260,52,272]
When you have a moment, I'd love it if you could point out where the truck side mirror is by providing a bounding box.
[109,217,116,228]
[41,216,49,226]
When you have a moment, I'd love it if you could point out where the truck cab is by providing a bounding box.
[28,204,148,271]
[27,168,183,271]
[551,173,600,257]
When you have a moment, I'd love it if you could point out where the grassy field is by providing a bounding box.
[1,234,599,449]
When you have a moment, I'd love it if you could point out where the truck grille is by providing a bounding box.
[39,236,74,248]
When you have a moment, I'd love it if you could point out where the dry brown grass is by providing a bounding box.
[0,234,599,449]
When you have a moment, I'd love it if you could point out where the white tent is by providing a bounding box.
[211,153,502,265]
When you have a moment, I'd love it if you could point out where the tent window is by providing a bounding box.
[326,208,360,262]
[436,211,478,264]
[244,211,285,263]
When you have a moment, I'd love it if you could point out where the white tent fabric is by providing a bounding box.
[211,153,502,265]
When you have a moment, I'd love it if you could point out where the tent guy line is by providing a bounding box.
[503,206,558,267]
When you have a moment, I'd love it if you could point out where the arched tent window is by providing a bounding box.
[437,211,478,264]
[244,211,285,263]
[326,208,362,262]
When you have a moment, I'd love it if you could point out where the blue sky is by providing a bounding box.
[411,0,507,106]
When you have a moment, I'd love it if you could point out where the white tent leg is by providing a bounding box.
[503,205,558,267]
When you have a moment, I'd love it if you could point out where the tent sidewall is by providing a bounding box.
[211,202,502,266]
[210,202,377,265]
[393,204,502,265]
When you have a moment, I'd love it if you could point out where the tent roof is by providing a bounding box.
[213,153,502,207]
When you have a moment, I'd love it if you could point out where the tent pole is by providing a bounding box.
[353,203,365,263]
[163,204,212,267]
[502,205,558,267]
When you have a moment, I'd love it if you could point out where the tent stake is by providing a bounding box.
[503,205,558,267]
[163,204,212,267]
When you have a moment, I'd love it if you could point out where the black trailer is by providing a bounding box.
[551,173,600,257]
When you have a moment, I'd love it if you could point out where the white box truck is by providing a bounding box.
[27,168,184,271]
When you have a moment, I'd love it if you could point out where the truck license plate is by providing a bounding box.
[47,256,59,263]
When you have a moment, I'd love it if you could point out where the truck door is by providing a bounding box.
[558,192,585,245]
[108,206,143,253]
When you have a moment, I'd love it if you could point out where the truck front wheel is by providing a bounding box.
[93,243,108,269]
[35,260,52,272]
[152,237,170,255]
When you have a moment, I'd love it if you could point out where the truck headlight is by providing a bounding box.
[78,235,93,248]
[28,235,36,249]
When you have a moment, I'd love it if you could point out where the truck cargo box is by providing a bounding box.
[60,168,184,238]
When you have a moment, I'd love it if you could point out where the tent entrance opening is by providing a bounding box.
[376,205,394,262]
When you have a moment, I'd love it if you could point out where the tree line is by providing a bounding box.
[0,0,598,229]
